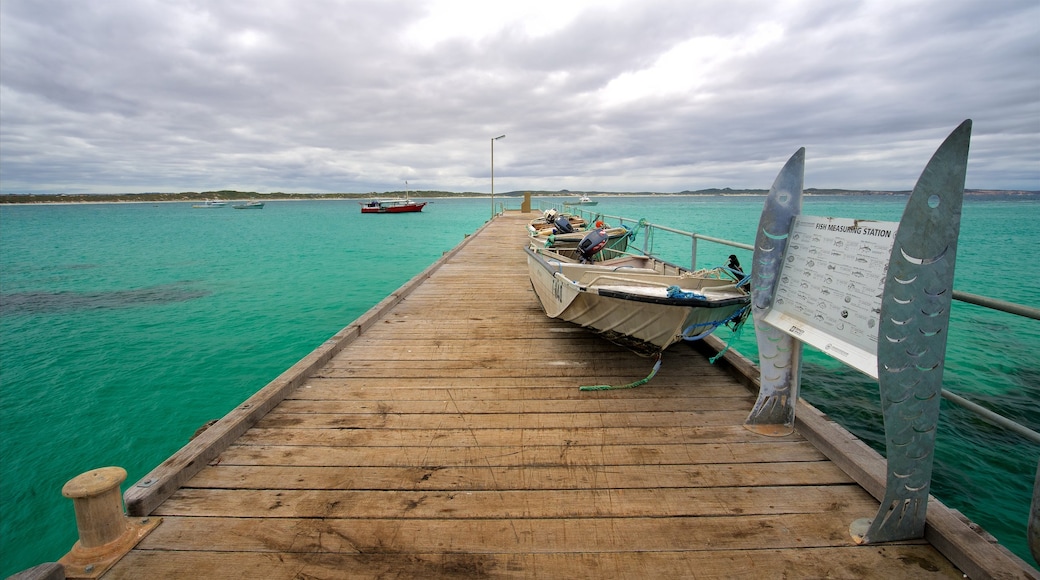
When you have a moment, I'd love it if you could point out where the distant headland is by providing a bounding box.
[1,188,1036,204]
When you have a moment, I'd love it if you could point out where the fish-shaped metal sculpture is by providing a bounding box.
[744,148,804,436]
[851,119,971,543]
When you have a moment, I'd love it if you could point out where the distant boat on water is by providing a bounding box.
[360,181,426,213]
[564,194,598,206]
[232,201,264,209]
[192,200,227,208]
[360,199,426,213]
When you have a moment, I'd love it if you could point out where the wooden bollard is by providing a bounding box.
[63,467,128,548]
[58,467,160,578]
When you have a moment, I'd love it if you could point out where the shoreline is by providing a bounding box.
[2,189,1038,205]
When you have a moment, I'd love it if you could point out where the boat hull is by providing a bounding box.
[360,200,427,213]
[525,247,749,356]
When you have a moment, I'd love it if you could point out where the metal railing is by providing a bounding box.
[538,201,752,268]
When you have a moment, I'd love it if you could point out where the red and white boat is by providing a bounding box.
[359,198,426,213]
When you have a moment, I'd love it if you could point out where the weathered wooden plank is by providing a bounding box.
[312,365,729,380]
[362,317,577,332]
[154,484,873,518]
[319,367,730,382]
[213,441,827,467]
[288,383,749,400]
[308,373,730,386]
[318,356,727,373]
[131,514,937,555]
[270,396,756,414]
[324,347,656,365]
[235,425,794,447]
[252,409,750,430]
[183,461,853,491]
[300,375,748,388]
[153,484,873,519]
[326,338,725,358]
[107,547,964,580]
[316,358,709,370]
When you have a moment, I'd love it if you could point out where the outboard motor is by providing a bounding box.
[577,228,610,262]
[553,216,575,234]
[544,209,559,224]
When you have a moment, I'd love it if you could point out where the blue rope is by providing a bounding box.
[680,303,751,344]
[709,313,748,364]
[666,285,707,300]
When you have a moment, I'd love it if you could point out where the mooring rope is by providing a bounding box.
[681,304,750,338]
[580,353,663,391]
[709,310,749,364]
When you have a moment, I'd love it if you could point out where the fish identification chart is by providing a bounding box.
[763,215,900,378]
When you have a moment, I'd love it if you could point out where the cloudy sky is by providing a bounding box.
[1,0,1037,195]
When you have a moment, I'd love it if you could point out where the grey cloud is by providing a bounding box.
[1,0,1036,194]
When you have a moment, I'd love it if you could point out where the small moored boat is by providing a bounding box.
[528,209,630,261]
[360,199,426,213]
[362,181,427,213]
[525,241,750,357]
[564,194,598,206]
[232,201,264,209]
[527,209,587,236]
[192,200,227,208]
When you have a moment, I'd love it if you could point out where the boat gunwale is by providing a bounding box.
[525,245,749,308]
[595,287,749,308]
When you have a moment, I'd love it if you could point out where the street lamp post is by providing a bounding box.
[491,134,505,219]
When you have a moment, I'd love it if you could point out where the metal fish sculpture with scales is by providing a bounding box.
[744,148,804,436]
[851,119,972,544]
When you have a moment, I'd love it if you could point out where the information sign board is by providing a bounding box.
[762,215,899,378]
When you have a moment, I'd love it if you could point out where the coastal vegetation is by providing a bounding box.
[0,188,1035,204]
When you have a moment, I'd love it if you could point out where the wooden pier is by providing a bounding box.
[89,212,1032,579]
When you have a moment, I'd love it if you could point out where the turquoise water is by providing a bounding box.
[1,196,1037,574]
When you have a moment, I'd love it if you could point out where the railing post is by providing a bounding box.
[1031,459,1039,566]
[58,466,160,578]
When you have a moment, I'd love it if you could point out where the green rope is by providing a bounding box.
[709,308,749,364]
[580,354,663,391]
